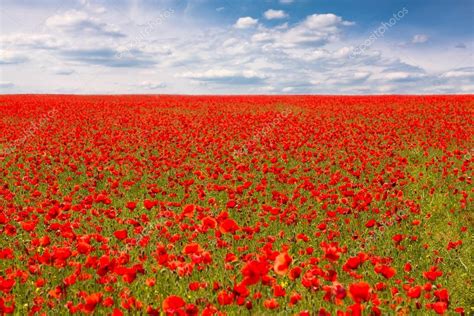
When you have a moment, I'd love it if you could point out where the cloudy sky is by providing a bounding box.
[0,0,473,94]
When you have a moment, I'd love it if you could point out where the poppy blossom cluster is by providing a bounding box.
[0,95,472,315]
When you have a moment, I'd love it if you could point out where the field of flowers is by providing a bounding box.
[0,95,472,315]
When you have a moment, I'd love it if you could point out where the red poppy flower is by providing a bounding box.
[126,202,137,211]
[226,201,237,208]
[114,230,128,240]
[241,260,268,286]
[289,292,302,306]
[407,286,421,299]
[202,216,217,228]
[343,256,363,271]
[374,264,396,279]
[289,266,302,280]
[217,291,234,305]
[273,252,292,276]
[21,221,37,232]
[432,302,448,314]
[219,218,239,234]
[162,295,185,314]
[181,204,195,218]
[182,243,202,255]
[77,241,92,254]
[404,262,412,272]
[349,282,371,303]
[365,219,376,228]
[0,278,15,293]
[273,284,286,297]
[263,298,279,310]
[423,266,443,281]
[84,293,102,312]
[144,199,156,210]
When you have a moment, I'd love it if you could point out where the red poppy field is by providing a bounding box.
[0,95,472,315]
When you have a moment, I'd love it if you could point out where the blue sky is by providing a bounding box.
[1,0,473,94]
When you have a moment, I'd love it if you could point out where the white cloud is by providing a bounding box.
[46,10,125,37]
[1,34,64,50]
[304,13,354,28]
[52,67,75,75]
[440,67,474,80]
[180,69,268,84]
[59,46,156,68]
[264,9,288,20]
[234,17,258,29]
[275,22,289,30]
[381,71,426,82]
[0,50,28,64]
[412,34,429,44]
[79,0,106,14]
[253,13,353,48]
[282,46,357,62]
[138,81,166,89]
[311,71,371,86]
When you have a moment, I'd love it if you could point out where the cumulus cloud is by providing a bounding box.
[253,13,353,48]
[1,34,64,50]
[60,47,156,67]
[264,9,288,20]
[381,71,426,82]
[78,0,106,14]
[52,67,75,75]
[440,67,474,80]
[373,63,425,84]
[180,69,268,84]
[310,68,370,82]
[0,50,28,64]
[412,34,429,44]
[138,81,166,89]
[234,17,258,29]
[329,71,372,85]
[46,10,125,37]
[305,13,354,28]
[1,32,157,70]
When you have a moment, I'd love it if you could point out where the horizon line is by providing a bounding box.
[1,93,473,97]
